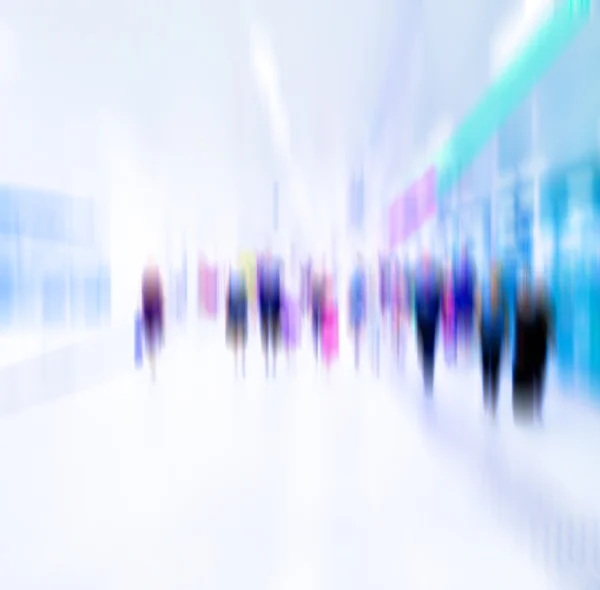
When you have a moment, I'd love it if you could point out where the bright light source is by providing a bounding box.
[490,0,554,78]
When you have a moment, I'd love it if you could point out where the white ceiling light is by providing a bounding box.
[249,23,314,241]
[490,0,554,78]
[250,23,290,158]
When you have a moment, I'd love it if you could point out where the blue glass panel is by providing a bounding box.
[0,188,19,236]
[497,101,532,173]
[18,190,68,242]
[15,273,38,321]
[588,261,600,393]
[41,274,67,325]
[69,275,85,325]
[0,258,15,326]
[98,266,111,320]
[46,193,68,242]
[83,274,101,325]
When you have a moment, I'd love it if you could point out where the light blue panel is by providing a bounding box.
[46,193,69,242]
[515,180,534,272]
[587,253,600,392]
[0,258,15,326]
[17,189,47,241]
[15,273,38,324]
[16,189,69,242]
[467,143,495,198]
[98,266,111,321]
[83,274,101,325]
[554,258,576,380]
[537,14,600,169]
[69,274,85,326]
[0,238,17,326]
[497,100,532,174]
[0,188,19,236]
[41,273,67,326]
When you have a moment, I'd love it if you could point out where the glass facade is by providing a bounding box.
[435,13,600,393]
[0,187,110,331]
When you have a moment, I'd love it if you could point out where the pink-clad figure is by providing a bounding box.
[442,267,457,364]
[321,274,339,368]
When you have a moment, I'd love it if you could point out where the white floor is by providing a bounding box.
[0,320,567,589]
[0,328,106,369]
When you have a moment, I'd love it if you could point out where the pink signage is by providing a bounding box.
[388,166,437,249]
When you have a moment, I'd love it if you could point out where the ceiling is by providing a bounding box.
[0,0,519,252]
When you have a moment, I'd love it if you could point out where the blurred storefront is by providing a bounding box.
[421,10,600,392]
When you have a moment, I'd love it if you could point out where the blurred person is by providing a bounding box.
[281,261,301,367]
[532,281,554,420]
[238,251,257,324]
[391,259,410,367]
[379,253,391,338]
[454,247,476,358]
[512,275,554,423]
[311,264,326,364]
[441,264,457,364]
[475,264,509,419]
[300,259,310,315]
[367,263,382,376]
[198,255,206,315]
[348,255,367,370]
[226,263,248,377]
[141,259,165,381]
[258,251,282,378]
[414,253,442,394]
[202,261,219,319]
[321,274,339,370]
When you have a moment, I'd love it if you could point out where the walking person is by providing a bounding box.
[475,265,509,419]
[321,274,339,371]
[379,254,391,340]
[532,282,554,421]
[414,254,442,394]
[226,264,248,377]
[442,265,457,365]
[367,265,382,377]
[257,252,282,378]
[454,247,476,359]
[141,259,165,381]
[281,262,301,368]
[348,256,367,370]
[512,275,553,423]
[311,267,326,366]
[391,260,410,367]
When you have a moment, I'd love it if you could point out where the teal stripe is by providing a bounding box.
[403,0,592,205]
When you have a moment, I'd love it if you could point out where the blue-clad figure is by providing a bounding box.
[257,252,282,377]
[348,256,367,370]
[414,254,442,394]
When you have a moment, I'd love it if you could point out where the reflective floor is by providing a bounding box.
[0,320,592,589]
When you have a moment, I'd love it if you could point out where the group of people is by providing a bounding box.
[365,250,554,424]
[226,253,339,378]
[140,250,554,424]
[226,252,304,378]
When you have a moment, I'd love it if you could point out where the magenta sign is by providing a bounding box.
[388,166,437,249]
